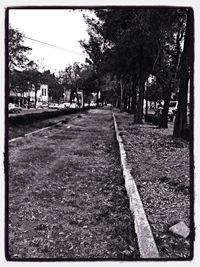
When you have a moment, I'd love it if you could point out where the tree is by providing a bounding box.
[27,66,41,108]
[173,9,193,138]
[75,64,98,106]
[150,9,187,128]
[8,25,31,71]
[145,78,161,102]
[59,63,81,105]
[82,9,160,120]
[82,8,189,129]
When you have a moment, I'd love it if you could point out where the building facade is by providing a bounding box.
[9,84,48,107]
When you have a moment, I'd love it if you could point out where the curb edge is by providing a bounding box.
[112,111,159,259]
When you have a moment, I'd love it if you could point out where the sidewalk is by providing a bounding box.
[113,109,191,258]
[8,108,139,259]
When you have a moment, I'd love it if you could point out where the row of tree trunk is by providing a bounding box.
[112,9,193,139]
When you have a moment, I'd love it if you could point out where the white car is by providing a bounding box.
[36,102,48,109]
[58,103,64,109]
[8,103,22,113]
[169,101,178,115]
[63,102,70,108]
[90,102,96,107]
[49,103,60,109]
[70,103,78,109]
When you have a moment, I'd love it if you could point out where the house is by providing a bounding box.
[9,84,48,108]
[36,84,48,103]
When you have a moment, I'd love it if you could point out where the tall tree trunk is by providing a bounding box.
[132,90,137,115]
[82,90,85,108]
[124,94,128,112]
[135,79,145,123]
[159,90,171,128]
[130,76,137,114]
[76,91,80,107]
[127,94,131,113]
[120,79,123,111]
[173,9,193,138]
[96,89,99,107]
[145,99,148,115]
[135,45,144,124]
[173,76,189,137]
[27,96,30,109]
[34,85,38,109]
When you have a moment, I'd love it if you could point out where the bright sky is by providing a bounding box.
[9,9,90,73]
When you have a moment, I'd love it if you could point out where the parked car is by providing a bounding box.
[155,107,174,122]
[36,102,48,109]
[70,103,79,109]
[90,102,96,107]
[63,102,70,109]
[8,103,22,113]
[49,103,60,109]
[58,103,65,109]
[169,101,178,115]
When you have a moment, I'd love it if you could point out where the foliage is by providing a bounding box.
[145,79,161,102]
[81,8,189,128]
[8,25,32,71]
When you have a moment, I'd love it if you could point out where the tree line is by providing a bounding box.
[8,7,193,139]
[80,8,193,138]
[8,25,102,108]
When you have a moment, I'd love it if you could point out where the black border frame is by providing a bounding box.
[4,5,195,262]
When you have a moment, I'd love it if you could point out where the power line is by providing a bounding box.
[24,36,83,56]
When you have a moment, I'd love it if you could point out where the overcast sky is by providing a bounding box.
[9,9,90,73]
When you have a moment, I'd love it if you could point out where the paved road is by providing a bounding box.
[8,107,139,259]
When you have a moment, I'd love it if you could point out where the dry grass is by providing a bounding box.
[8,112,86,140]
[8,108,139,259]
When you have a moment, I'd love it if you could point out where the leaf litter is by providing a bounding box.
[114,109,191,259]
[8,108,139,259]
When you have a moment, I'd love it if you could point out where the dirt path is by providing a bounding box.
[8,107,139,259]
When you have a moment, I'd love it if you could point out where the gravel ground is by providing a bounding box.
[8,108,139,260]
[114,109,191,259]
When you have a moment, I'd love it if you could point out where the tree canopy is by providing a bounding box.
[8,25,32,71]
[81,8,192,136]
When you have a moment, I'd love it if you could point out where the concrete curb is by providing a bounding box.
[9,121,63,143]
[112,111,159,259]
